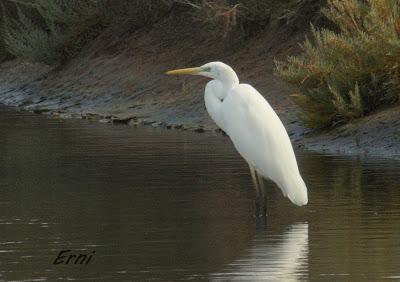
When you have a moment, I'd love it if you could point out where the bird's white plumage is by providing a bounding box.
[167,61,308,206]
[220,83,308,206]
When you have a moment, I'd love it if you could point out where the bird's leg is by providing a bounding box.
[249,164,262,217]
[256,174,267,216]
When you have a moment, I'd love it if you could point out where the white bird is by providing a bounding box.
[166,62,308,212]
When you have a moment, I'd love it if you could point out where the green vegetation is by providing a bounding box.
[1,0,97,64]
[275,0,400,128]
[0,0,171,64]
[0,0,302,65]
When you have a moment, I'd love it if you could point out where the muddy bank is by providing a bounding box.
[0,7,399,159]
[302,105,400,158]
[0,9,309,130]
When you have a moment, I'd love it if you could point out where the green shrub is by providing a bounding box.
[12,0,100,26]
[275,0,400,128]
[0,0,102,64]
[2,4,64,64]
[0,3,11,62]
[97,0,171,26]
[0,0,174,65]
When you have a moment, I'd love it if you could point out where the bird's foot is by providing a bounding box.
[253,201,267,218]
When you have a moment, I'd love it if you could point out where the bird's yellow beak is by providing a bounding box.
[165,67,202,75]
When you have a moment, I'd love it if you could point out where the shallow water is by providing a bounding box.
[0,106,399,281]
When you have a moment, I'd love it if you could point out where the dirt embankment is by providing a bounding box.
[0,4,399,159]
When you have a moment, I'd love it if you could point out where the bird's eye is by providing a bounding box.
[202,67,211,72]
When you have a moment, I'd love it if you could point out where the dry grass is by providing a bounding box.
[178,0,302,37]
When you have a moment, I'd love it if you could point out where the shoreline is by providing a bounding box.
[1,97,399,161]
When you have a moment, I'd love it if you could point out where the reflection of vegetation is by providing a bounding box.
[299,152,400,280]
[1,111,400,279]
[276,0,400,128]
[0,113,258,280]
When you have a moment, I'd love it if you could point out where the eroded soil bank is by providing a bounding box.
[0,6,399,159]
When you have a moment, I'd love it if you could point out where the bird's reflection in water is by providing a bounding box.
[210,222,309,281]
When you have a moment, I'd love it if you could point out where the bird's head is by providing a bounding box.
[166,61,239,85]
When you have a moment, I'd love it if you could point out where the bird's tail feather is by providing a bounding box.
[281,173,308,206]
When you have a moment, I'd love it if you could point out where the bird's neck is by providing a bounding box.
[218,72,239,91]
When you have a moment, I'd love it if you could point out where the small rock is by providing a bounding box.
[194,127,205,133]
[152,122,165,128]
[128,119,141,126]
[84,113,99,120]
[112,118,132,124]
[33,108,50,114]
[58,113,72,119]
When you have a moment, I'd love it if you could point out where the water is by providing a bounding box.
[0,106,399,281]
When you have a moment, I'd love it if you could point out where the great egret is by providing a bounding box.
[166,62,308,212]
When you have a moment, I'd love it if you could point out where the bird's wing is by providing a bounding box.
[221,84,308,205]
